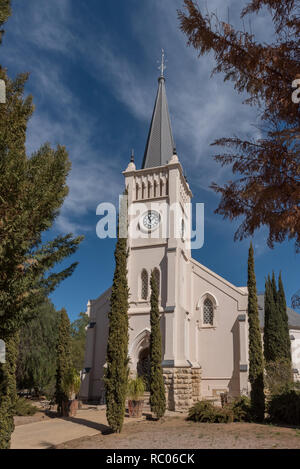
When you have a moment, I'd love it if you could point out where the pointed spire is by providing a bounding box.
[131,148,135,163]
[142,51,175,169]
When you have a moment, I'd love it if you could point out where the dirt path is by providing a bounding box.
[11,407,110,449]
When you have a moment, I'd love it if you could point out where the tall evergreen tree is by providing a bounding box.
[17,299,60,397]
[149,271,166,420]
[55,309,72,416]
[0,3,83,447]
[277,273,291,365]
[264,272,292,391]
[247,242,265,422]
[263,275,271,362]
[264,272,289,363]
[105,218,129,433]
[264,275,280,362]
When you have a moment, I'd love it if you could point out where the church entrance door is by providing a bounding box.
[137,346,150,391]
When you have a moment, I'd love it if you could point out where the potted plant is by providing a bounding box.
[63,368,81,417]
[127,377,145,418]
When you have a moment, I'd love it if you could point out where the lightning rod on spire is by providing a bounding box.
[158,48,166,77]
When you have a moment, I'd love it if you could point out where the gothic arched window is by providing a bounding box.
[141,269,148,300]
[160,179,164,197]
[203,298,214,325]
[153,268,160,296]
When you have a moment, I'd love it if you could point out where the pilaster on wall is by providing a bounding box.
[163,366,201,411]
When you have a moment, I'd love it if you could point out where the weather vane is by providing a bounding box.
[158,48,167,77]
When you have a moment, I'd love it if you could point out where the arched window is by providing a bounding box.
[203,298,214,325]
[154,181,158,198]
[153,268,160,296]
[160,179,164,196]
[142,183,146,199]
[136,184,139,201]
[141,269,148,300]
[147,181,151,199]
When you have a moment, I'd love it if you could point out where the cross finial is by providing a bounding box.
[158,48,166,77]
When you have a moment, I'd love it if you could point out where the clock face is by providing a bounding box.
[142,210,160,231]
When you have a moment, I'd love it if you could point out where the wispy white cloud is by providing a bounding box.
[3,0,274,239]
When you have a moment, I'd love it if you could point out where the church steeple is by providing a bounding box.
[141,50,175,169]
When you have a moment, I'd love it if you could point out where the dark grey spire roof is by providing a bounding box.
[257,294,300,329]
[142,76,174,169]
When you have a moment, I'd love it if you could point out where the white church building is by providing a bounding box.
[80,67,300,411]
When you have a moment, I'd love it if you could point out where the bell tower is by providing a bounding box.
[123,54,201,410]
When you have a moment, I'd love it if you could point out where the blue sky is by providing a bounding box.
[2,0,299,321]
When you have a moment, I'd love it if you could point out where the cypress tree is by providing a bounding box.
[263,275,271,362]
[265,272,285,362]
[55,309,72,416]
[264,273,292,392]
[149,270,166,420]
[247,242,265,422]
[277,273,291,365]
[105,217,129,433]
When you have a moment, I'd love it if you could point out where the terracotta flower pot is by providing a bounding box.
[69,399,79,417]
[128,399,144,418]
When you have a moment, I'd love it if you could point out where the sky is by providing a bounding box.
[1,0,299,321]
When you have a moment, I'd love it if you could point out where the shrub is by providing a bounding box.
[187,400,216,422]
[187,400,233,423]
[14,397,37,416]
[267,390,300,425]
[127,377,145,401]
[231,396,252,422]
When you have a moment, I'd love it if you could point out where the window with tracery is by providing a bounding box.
[203,298,214,325]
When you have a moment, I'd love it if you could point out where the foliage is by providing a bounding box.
[277,272,292,364]
[0,0,11,44]
[230,396,252,422]
[16,298,60,396]
[55,309,72,414]
[63,368,81,399]
[105,214,129,433]
[264,273,292,390]
[70,312,89,372]
[178,0,300,251]
[149,270,166,420]
[14,397,37,416]
[247,242,265,422]
[265,360,293,395]
[187,400,233,423]
[267,390,300,425]
[127,377,145,401]
[0,0,82,447]
[0,332,18,449]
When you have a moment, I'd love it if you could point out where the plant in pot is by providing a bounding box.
[127,377,145,418]
[63,368,81,417]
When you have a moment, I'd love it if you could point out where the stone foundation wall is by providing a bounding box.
[163,367,201,411]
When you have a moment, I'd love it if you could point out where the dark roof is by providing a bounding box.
[257,294,300,329]
[142,76,174,169]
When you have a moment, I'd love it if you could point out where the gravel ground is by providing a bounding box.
[55,415,300,450]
